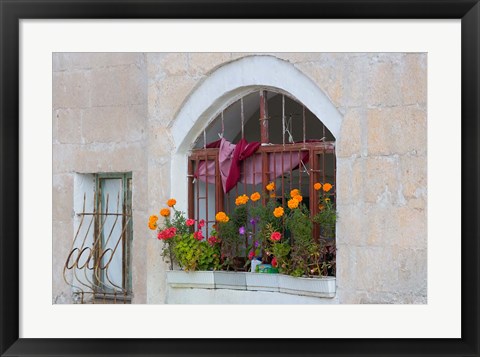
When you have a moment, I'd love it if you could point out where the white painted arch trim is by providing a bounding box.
[169,55,342,211]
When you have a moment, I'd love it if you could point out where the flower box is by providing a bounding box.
[278,274,336,298]
[214,271,247,290]
[166,270,215,289]
[245,272,279,292]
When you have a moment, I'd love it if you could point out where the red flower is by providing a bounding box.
[198,219,206,228]
[193,230,204,241]
[157,227,177,240]
[272,257,278,268]
[270,232,281,242]
[248,250,255,260]
[207,236,217,246]
[186,218,195,227]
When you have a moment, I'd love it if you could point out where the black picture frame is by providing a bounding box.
[1,1,478,356]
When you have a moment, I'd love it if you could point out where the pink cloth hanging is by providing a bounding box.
[194,138,308,193]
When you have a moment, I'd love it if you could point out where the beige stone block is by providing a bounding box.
[82,104,146,144]
[132,171,148,212]
[53,71,91,109]
[53,143,146,174]
[399,154,427,198]
[389,246,427,295]
[396,203,427,249]
[54,109,82,144]
[275,52,334,64]
[364,157,399,204]
[131,209,148,303]
[355,246,398,291]
[337,108,363,158]
[344,55,368,107]
[367,106,426,156]
[52,219,74,303]
[350,158,365,203]
[151,76,198,122]
[187,52,232,76]
[335,158,353,205]
[147,122,174,159]
[146,237,168,303]
[367,108,392,156]
[394,106,427,155]
[336,204,366,245]
[363,204,400,247]
[295,61,331,91]
[53,174,74,221]
[366,58,402,107]
[147,53,189,77]
[54,52,145,72]
[401,54,427,105]
[90,65,147,107]
[147,164,172,211]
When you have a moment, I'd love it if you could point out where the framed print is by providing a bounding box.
[1,0,479,356]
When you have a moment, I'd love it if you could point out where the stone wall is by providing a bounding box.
[52,53,149,303]
[53,52,427,304]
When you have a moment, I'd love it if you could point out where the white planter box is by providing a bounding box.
[246,273,279,292]
[166,270,215,289]
[278,275,336,298]
[214,271,246,290]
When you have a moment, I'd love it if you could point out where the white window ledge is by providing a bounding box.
[166,270,336,299]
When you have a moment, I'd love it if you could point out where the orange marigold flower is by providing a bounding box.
[167,198,176,207]
[288,198,299,209]
[323,183,333,192]
[325,197,331,202]
[293,195,303,203]
[148,221,157,230]
[250,192,261,202]
[273,206,284,218]
[314,182,322,191]
[318,204,325,211]
[270,193,276,199]
[266,182,275,191]
[215,211,229,223]
[290,188,300,198]
[235,194,249,206]
[160,208,170,217]
[149,215,158,222]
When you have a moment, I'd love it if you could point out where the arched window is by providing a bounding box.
[188,89,336,271]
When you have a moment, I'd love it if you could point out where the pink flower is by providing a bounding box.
[193,230,204,241]
[157,227,177,240]
[248,251,255,260]
[198,219,205,228]
[270,232,281,242]
[186,218,195,227]
[272,257,278,268]
[207,236,217,246]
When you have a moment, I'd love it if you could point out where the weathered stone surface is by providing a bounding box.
[149,75,198,122]
[401,53,427,105]
[90,64,147,107]
[82,104,146,144]
[147,53,189,77]
[366,55,403,107]
[364,156,399,204]
[399,154,427,199]
[53,71,91,109]
[188,52,232,76]
[131,209,148,304]
[52,174,74,221]
[54,109,82,144]
[52,219,74,304]
[53,52,145,72]
[336,108,363,158]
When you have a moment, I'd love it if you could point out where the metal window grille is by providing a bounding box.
[64,173,133,304]
[187,90,336,264]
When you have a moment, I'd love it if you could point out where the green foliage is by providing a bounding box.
[312,197,336,239]
[286,204,313,276]
[271,242,290,274]
[173,233,220,271]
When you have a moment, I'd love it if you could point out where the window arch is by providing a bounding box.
[188,89,336,268]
